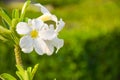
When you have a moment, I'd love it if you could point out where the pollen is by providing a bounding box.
[30,30,38,38]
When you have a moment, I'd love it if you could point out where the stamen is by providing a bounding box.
[30,30,38,38]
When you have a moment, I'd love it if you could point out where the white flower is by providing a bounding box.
[34,3,65,33]
[16,3,65,55]
[16,19,64,55]
[34,3,65,53]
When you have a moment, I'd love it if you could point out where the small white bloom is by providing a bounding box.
[34,3,65,32]
[16,19,64,55]
[34,3,65,54]
[16,19,54,55]
[16,3,65,55]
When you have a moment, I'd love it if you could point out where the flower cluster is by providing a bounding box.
[16,4,65,55]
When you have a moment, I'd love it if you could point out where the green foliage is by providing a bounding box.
[0,8,12,27]
[0,73,16,80]
[16,64,39,80]
[0,64,39,80]
[0,25,12,42]
[35,0,80,7]
[20,0,31,21]
[0,0,120,80]
[0,0,31,44]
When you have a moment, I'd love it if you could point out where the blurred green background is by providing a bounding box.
[0,0,120,80]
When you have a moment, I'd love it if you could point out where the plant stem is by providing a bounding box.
[14,45,23,67]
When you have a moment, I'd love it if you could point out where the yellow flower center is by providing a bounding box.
[30,30,38,38]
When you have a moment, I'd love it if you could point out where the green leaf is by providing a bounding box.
[0,73,16,80]
[0,25,11,34]
[0,25,13,42]
[0,8,12,26]
[11,9,20,30]
[24,17,29,22]
[31,64,39,79]
[11,18,19,30]
[16,65,25,80]
[20,0,31,21]
[16,64,39,80]
[16,71,24,80]
[27,67,32,80]
[0,35,7,42]
[2,19,9,29]
[15,9,20,19]
[12,9,20,19]
[24,71,29,80]
[16,65,24,74]
[0,25,11,39]
[12,9,15,19]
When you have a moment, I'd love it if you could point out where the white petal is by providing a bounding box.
[28,19,32,24]
[31,19,43,30]
[34,38,54,55]
[44,40,54,55]
[38,14,58,23]
[51,15,57,23]
[16,22,31,35]
[41,24,49,30]
[33,38,45,55]
[51,37,64,53]
[39,24,56,39]
[49,24,54,30]
[55,19,65,32]
[34,3,50,14]
[40,27,57,40]
[20,35,33,53]
[38,14,51,21]
[34,4,58,23]
[22,47,33,53]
